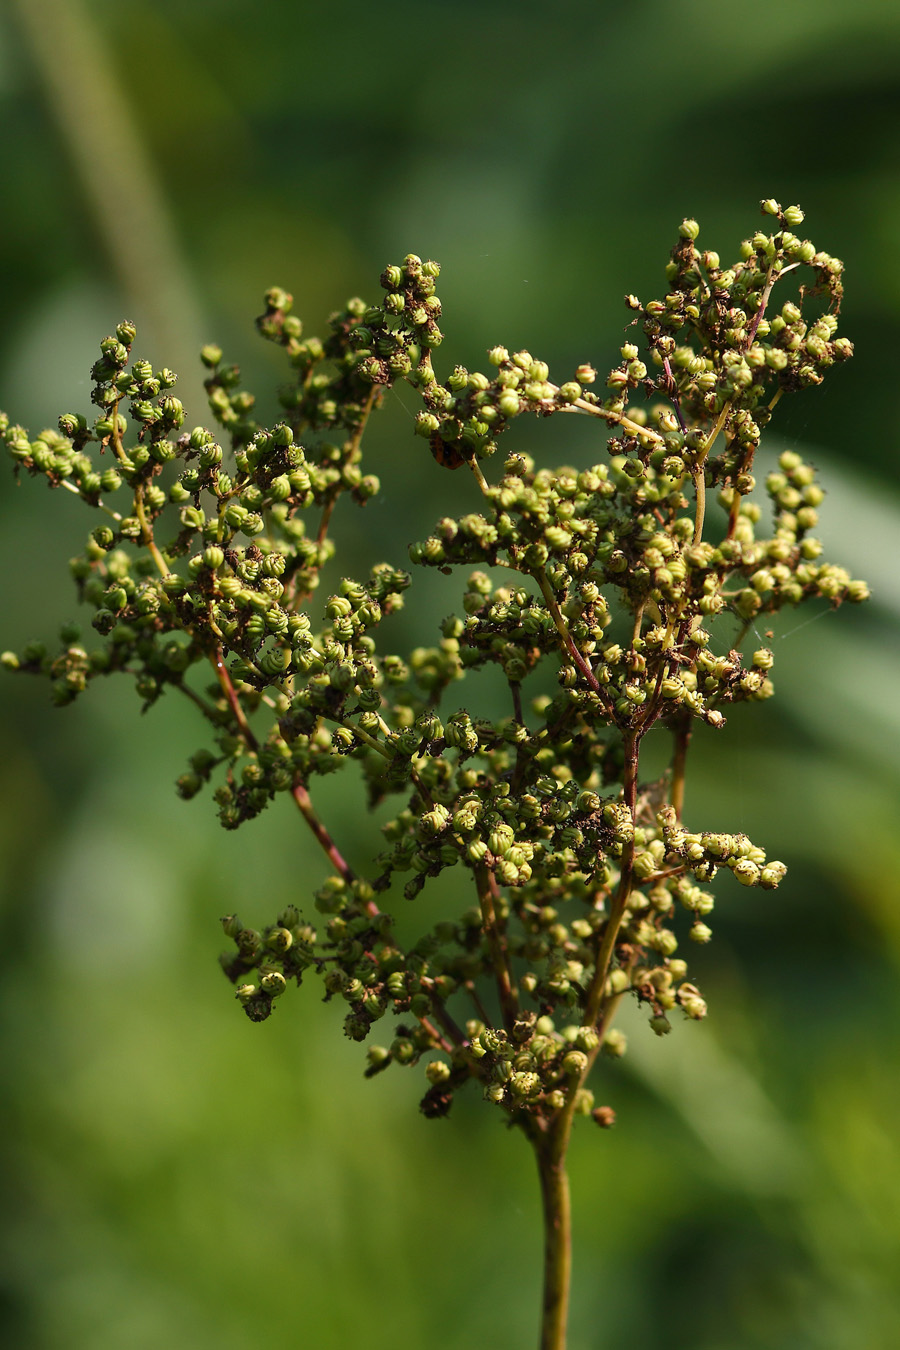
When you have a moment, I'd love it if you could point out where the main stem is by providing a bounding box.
[534,1128,572,1350]
[529,728,642,1349]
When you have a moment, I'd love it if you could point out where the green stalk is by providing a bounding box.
[535,1130,572,1350]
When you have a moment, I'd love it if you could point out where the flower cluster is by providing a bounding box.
[2,201,867,1130]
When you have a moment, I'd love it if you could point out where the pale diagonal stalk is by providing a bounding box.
[11,0,206,396]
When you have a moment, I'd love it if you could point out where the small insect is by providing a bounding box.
[429,430,467,470]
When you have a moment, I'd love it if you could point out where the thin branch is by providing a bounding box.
[465,980,495,1030]
[290,780,380,919]
[468,456,490,495]
[535,570,601,694]
[174,678,220,722]
[563,392,666,448]
[662,356,687,432]
[692,398,732,544]
[59,478,122,521]
[211,645,259,752]
[134,485,170,577]
[474,862,518,1030]
[417,1015,455,1056]
[583,730,640,1029]
[419,978,468,1046]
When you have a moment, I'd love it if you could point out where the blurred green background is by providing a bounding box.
[1,1,899,1347]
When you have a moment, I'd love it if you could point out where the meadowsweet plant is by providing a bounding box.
[2,200,867,1350]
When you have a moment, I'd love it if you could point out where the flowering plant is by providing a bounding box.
[2,200,866,1349]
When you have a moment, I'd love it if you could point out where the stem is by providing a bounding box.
[745,260,799,349]
[670,719,691,820]
[59,478,122,521]
[631,602,645,646]
[313,386,378,548]
[417,1016,454,1056]
[327,714,392,760]
[564,393,666,448]
[468,456,491,494]
[211,645,259,751]
[536,571,600,694]
[726,478,742,541]
[662,356,687,432]
[510,680,524,725]
[466,980,495,1030]
[291,780,367,895]
[692,398,732,544]
[419,979,467,1046]
[474,862,518,1029]
[583,730,640,1029]
[534,1132,572,1350]
[174,678,220,722]
[134,486,170,577]
[208,647,368,900]
[530,934,639,1350]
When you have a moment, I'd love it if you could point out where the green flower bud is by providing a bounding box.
[562,1050,588,1076]
[415,412,440,437]
[574,1026,599,1052]
[391,1037,416,1064]
[266,926,293,953]
[602,1029,626,1058]
[366,1045,391,1073]
[732,858,760,887]
[759,861,787,889]
[260,971,287,996]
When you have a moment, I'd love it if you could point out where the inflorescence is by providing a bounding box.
[2,200,867,1127]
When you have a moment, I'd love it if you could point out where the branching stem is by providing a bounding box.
[583,730,640,1030]
[212,645,259,752]
[134,486,170,577]
[536,570,600,694]
[692,398,732,543]
[474,862,518,1029]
